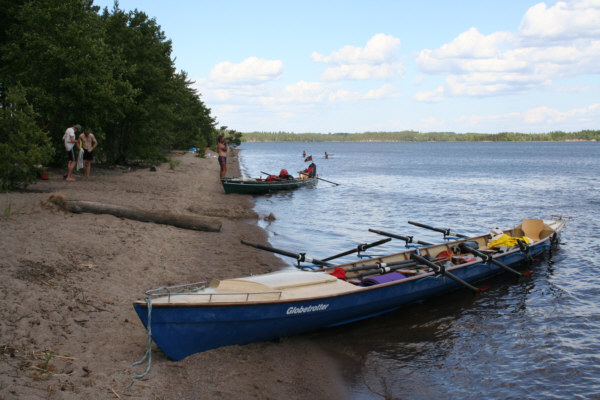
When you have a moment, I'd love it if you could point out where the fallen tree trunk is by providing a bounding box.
[48,195,221,232]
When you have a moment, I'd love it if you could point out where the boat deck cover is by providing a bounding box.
[148,270,361,304]
[216,270,360,299]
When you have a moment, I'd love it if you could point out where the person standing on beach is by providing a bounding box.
[217,135,228,179]
[78,128,98,179]
[62,124,81,181]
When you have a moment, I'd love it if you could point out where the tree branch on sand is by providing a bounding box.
[46,193,221,232]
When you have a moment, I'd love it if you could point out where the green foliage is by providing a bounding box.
[160,72,217,151]
[218,126,243,148]
[243,130,600,143]
[168,158,180,170]
[0,85,54,190]
[0,0,217,172]
[2,0,113,161]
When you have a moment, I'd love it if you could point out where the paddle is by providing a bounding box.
[321,238,392,262]
[410,253,481,293]
[240,240,330,267]
[408,221,468,239]
[260,171,279,179]
[368,228,434,246]
[316,176,340,186]
[459,242,529,277]
[340,260,418,279]
[372,228,528,278]
[353,264,419,279]
[517,239,533,265]
[296,170,340,186]
[343,259,417,273]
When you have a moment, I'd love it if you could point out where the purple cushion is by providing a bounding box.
[361,272,407,286]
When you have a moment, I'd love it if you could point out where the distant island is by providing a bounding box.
[243,130,599,142]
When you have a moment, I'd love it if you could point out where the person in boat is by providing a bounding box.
[279,169,294,180]
[303,150,306,157]
[217,135,228,179]
[324,152,328,159]
[303,163,316,178]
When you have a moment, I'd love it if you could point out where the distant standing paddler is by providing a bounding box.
[217,135,228,179]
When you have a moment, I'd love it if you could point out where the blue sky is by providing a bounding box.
[94,0,600,134]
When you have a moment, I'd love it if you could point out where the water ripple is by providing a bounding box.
[239,141,600,399]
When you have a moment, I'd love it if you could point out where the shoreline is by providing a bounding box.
[0,151,346,399]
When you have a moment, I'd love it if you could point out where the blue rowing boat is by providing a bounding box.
[133,218,566,361]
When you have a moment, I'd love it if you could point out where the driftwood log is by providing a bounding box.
[48,194,221,232]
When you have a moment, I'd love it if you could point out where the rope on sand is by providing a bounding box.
[132,298,153,379]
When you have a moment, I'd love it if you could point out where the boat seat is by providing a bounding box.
[521,219,544,241]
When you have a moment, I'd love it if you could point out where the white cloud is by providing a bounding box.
[198,68,400,108]
[446,72,551,97]
[282,81,329,103]
[195,34,404,130]
[456,112,521,126]
[365,84,398,100]
[419,28,513,67]
[455,103,600,128]
[414,86,445,102]
[281,81,398,104]
[312,33,401,64]
[524,103,600,123]
[421,116,450,130]
[519,1,600,41]
[415,1,600,97]
[312,33,403,80]
[321,63,403,80]
[209,56,283,84]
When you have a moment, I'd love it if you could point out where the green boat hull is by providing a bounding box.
[221,177,317,194]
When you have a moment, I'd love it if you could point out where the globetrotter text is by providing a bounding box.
[286,304,330,315]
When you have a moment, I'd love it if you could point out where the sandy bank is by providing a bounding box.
[0,151,346,399]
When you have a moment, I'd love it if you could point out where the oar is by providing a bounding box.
[343,260,418,279]
[408,221,469,239]
[371,229,528,278]
[296,170,340,186]
[459,242,529,277]
[343,259,417,273]
[410,253,481,293]
[368,228,434,246]
[316,176,340,186]
[517,239,533,265]
[354,265,419,279]
[241,240,329,267]
[321,238,392,262]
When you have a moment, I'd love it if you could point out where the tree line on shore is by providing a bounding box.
[1,0,226,190]
[243,130,600,143]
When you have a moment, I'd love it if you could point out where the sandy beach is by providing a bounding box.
[0,151,345,399]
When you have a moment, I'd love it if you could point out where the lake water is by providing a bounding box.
[237,141,600,399]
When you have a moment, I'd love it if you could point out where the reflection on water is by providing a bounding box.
[239,141,600,399]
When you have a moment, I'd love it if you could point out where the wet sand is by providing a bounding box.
[0,151,346,399]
